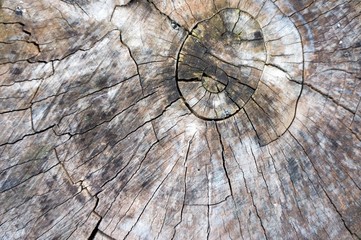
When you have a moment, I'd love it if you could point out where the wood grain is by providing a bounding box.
[0,0,360,239]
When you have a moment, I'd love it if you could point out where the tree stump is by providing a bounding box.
[0,0,360,239]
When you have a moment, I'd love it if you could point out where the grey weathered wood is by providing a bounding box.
[0,0,360,239]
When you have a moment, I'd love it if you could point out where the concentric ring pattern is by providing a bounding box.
[0,0,360,239]
[176,5,303,146]
[177,9,266,120]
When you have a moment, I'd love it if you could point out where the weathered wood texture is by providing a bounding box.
[0,0,360,239]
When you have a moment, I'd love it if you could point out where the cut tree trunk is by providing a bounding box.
[0,0,360,239]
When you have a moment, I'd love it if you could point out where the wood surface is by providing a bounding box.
[0,0,360,239]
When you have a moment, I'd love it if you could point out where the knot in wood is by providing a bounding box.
[176,9,266,121]
[176,7,304,145]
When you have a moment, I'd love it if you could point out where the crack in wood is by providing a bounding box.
[1,0,360,238]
